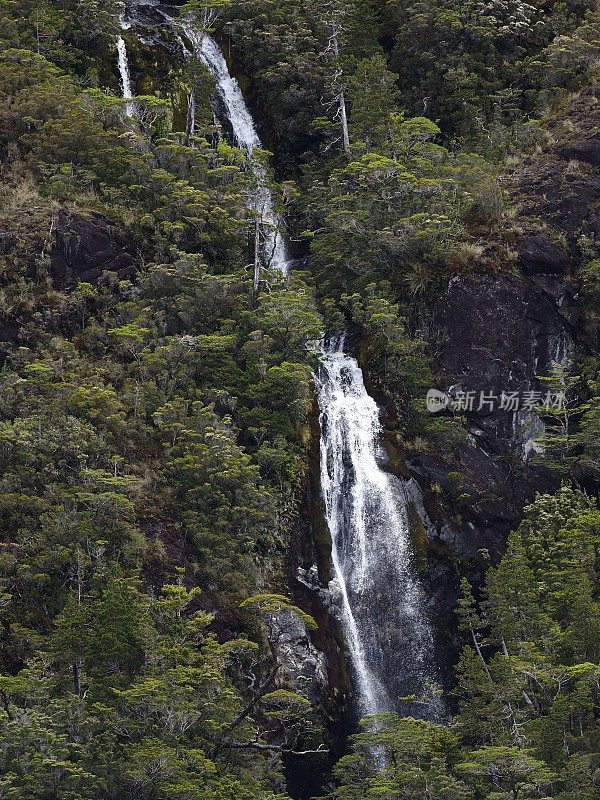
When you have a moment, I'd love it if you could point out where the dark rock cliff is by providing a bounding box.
[393,88,600,683]
[51,210,138,287]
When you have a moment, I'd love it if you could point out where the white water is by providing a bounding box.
[316,335,438,717]
[116,27,136,117]
[174,21,437,718]
[182,26,288,274]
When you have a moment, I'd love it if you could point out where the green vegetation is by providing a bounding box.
[333,487,600,798]
[0,0,599,797]
[0,3,325,796]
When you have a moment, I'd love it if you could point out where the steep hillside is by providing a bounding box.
[0,1,598,799]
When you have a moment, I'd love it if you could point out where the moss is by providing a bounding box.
[407,499,429,574]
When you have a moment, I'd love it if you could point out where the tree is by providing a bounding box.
[456,578,491,680]
[456,746,556,799]
[485,532,556,654]
[257,286,322,361]
[181,0,232,31]
[346,54,399,150]
[533,364,586,474]
[332,715,471,800]
[342,283,434,434]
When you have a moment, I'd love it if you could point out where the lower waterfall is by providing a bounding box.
[316,336,439,717]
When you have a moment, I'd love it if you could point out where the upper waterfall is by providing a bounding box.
[116,37,134,100]
[182,26,288,275]
[316,336,440,718]
[187,31,260,153]
[116,17,136,117]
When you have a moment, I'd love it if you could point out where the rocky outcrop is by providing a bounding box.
[434,273,575,447]
[519,233,569,275]
[559,131,600,166]
[272,610,328,702]
[51,210,138,288]
[438,270,569,519]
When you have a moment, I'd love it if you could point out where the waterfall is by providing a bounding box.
[316,335,439,717]
[181,26,288,275]
[175,22,438,719]
[116,36,134,100]
[116,22,136,117]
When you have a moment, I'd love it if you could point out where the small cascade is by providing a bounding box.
[181,25,288,275]
[316,335,439,718]
[116,19,136,117]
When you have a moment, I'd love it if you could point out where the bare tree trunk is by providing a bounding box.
[185,89,196,146]
[253,217,261,295]
[330,26,350,153]
[73,661,82,697]
[469,623,493,683]
[338,89,350,153]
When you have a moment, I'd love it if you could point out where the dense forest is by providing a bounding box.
[0,0,599,797]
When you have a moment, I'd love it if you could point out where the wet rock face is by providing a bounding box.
[122,1,185,57]
[130,3,183,51]
[51,210,138,287]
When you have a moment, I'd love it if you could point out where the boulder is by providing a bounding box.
[51,210,138,287]
[272,610,328,704]
[519,233,568,275]
[0,229,16,254]
[559,132,600,166]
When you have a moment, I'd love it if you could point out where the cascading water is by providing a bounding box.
[174,23,438,719]
[116,18,136,117]
[316,335,439,717]
[182,26,288,274]
[116,37,133,99]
